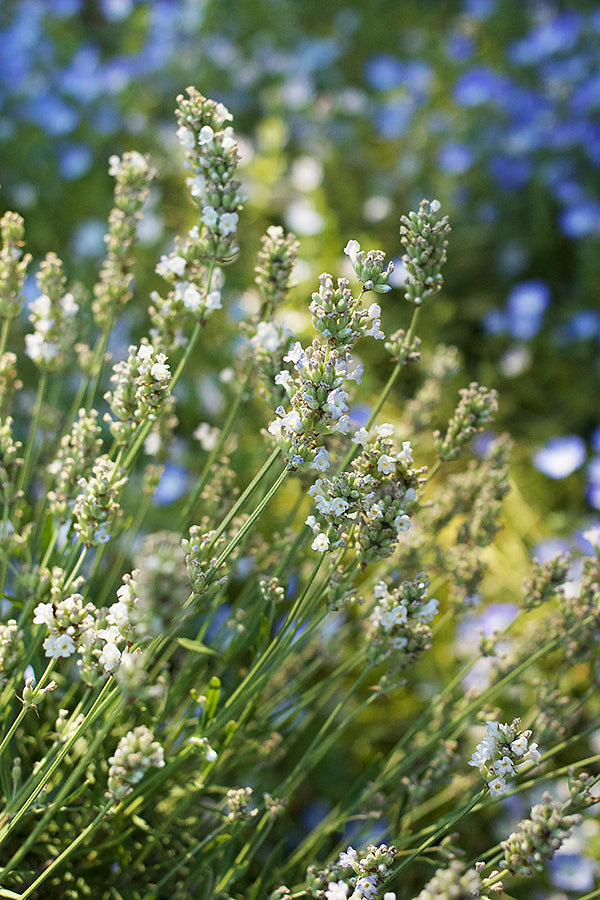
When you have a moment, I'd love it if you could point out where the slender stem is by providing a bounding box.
[16,372,47,496]
[180,359,254,525]
[0,318,10,361]
[0,660,55,759]
[209,462,289,575]
[19,800,113,898]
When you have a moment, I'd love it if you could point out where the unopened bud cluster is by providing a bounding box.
[410,859,484,900]
[0,417,23,506]
[73,455,127,546]
[47,409,102,519]
[255,225,300,316]
[106,725,165,803]
[0,619,23,685]
[399,199,450,306]
[93,150,155,327]
[225,786,259,822]
[434,383,498,462]
[501,792,582,877]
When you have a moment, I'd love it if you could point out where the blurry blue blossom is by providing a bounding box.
[453,66,509,107]
[437,142,474,175]
[365,54,406,91]
[591,425,600,454]
[153,464,188,506]
[533,435,586,480]
[587,456,600,509]
[58,144,93,180]
[509,12,583,66]
[51,0,83,16]
[575,521,600,554]
[561,309,600,342]
[482,309,507,336]
[24,94,80,136]
[70,219,106,259]
[506,279,550,340]
[375,96,415,139]
[550,851,598,892]
[559,201,600,239]
[461,0,496,19]
[445,32,475,62]
[100,0,136,22]
[489,155,532,191]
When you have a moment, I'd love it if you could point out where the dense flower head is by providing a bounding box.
[47,409,102,519]
[106,725,165,803]
[501,792,582,877]
[34,592,96,659]
[175,87,243,262]
[336,843,398,899]
[25,253,79,371]
[305,425,424,565]
[72,455,127,547]
[468,718,541,796]
[367,575,438,684]
[92,150,155,328]
[0,210,31,320]
[399,199,450,306]
[104,341,172,446]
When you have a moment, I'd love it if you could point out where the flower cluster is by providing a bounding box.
[0,417,22,507]
[104,341,171,446]
[306,425,424,564]
[331,844,398,900]
[501,792,582,877]
[367,575,438,684]
[468,719,541,796]
[254,224,300,317]
[25,253,79,370]
[92,150,155,328]
[0,619,23,685]
[34,592,96,660]
[106,726,165,803]
[0,211,31,321]
[149,89,243,346]
[268,245,392,468]
[225,786,259,822]
[72,455,127,546]
[398,199,450,306]
[47,409,102,519]
[434,383,499,463]
[409,859,484,900]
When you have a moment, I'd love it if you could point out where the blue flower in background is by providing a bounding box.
[587,456,600,509]
[438,142,474,175]
[509,11,583,66]
[506,279,550,340]
[533,435,586,480]
[364,54,407,91]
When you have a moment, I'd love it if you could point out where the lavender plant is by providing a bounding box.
[0,89,598,900]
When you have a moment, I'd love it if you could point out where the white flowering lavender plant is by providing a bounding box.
[0,89,598,900]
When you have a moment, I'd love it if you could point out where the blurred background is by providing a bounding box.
[1,0,600,554]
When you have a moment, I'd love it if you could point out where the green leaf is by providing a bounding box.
[176,638,216,656]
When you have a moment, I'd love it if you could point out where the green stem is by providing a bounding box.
[0,319,10,362]
[0,660,55,759]
[392,788,486,877]
[19,800,113,899]
[209,461,289,576]
[180,359,254,526]
[16,372,47,496]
